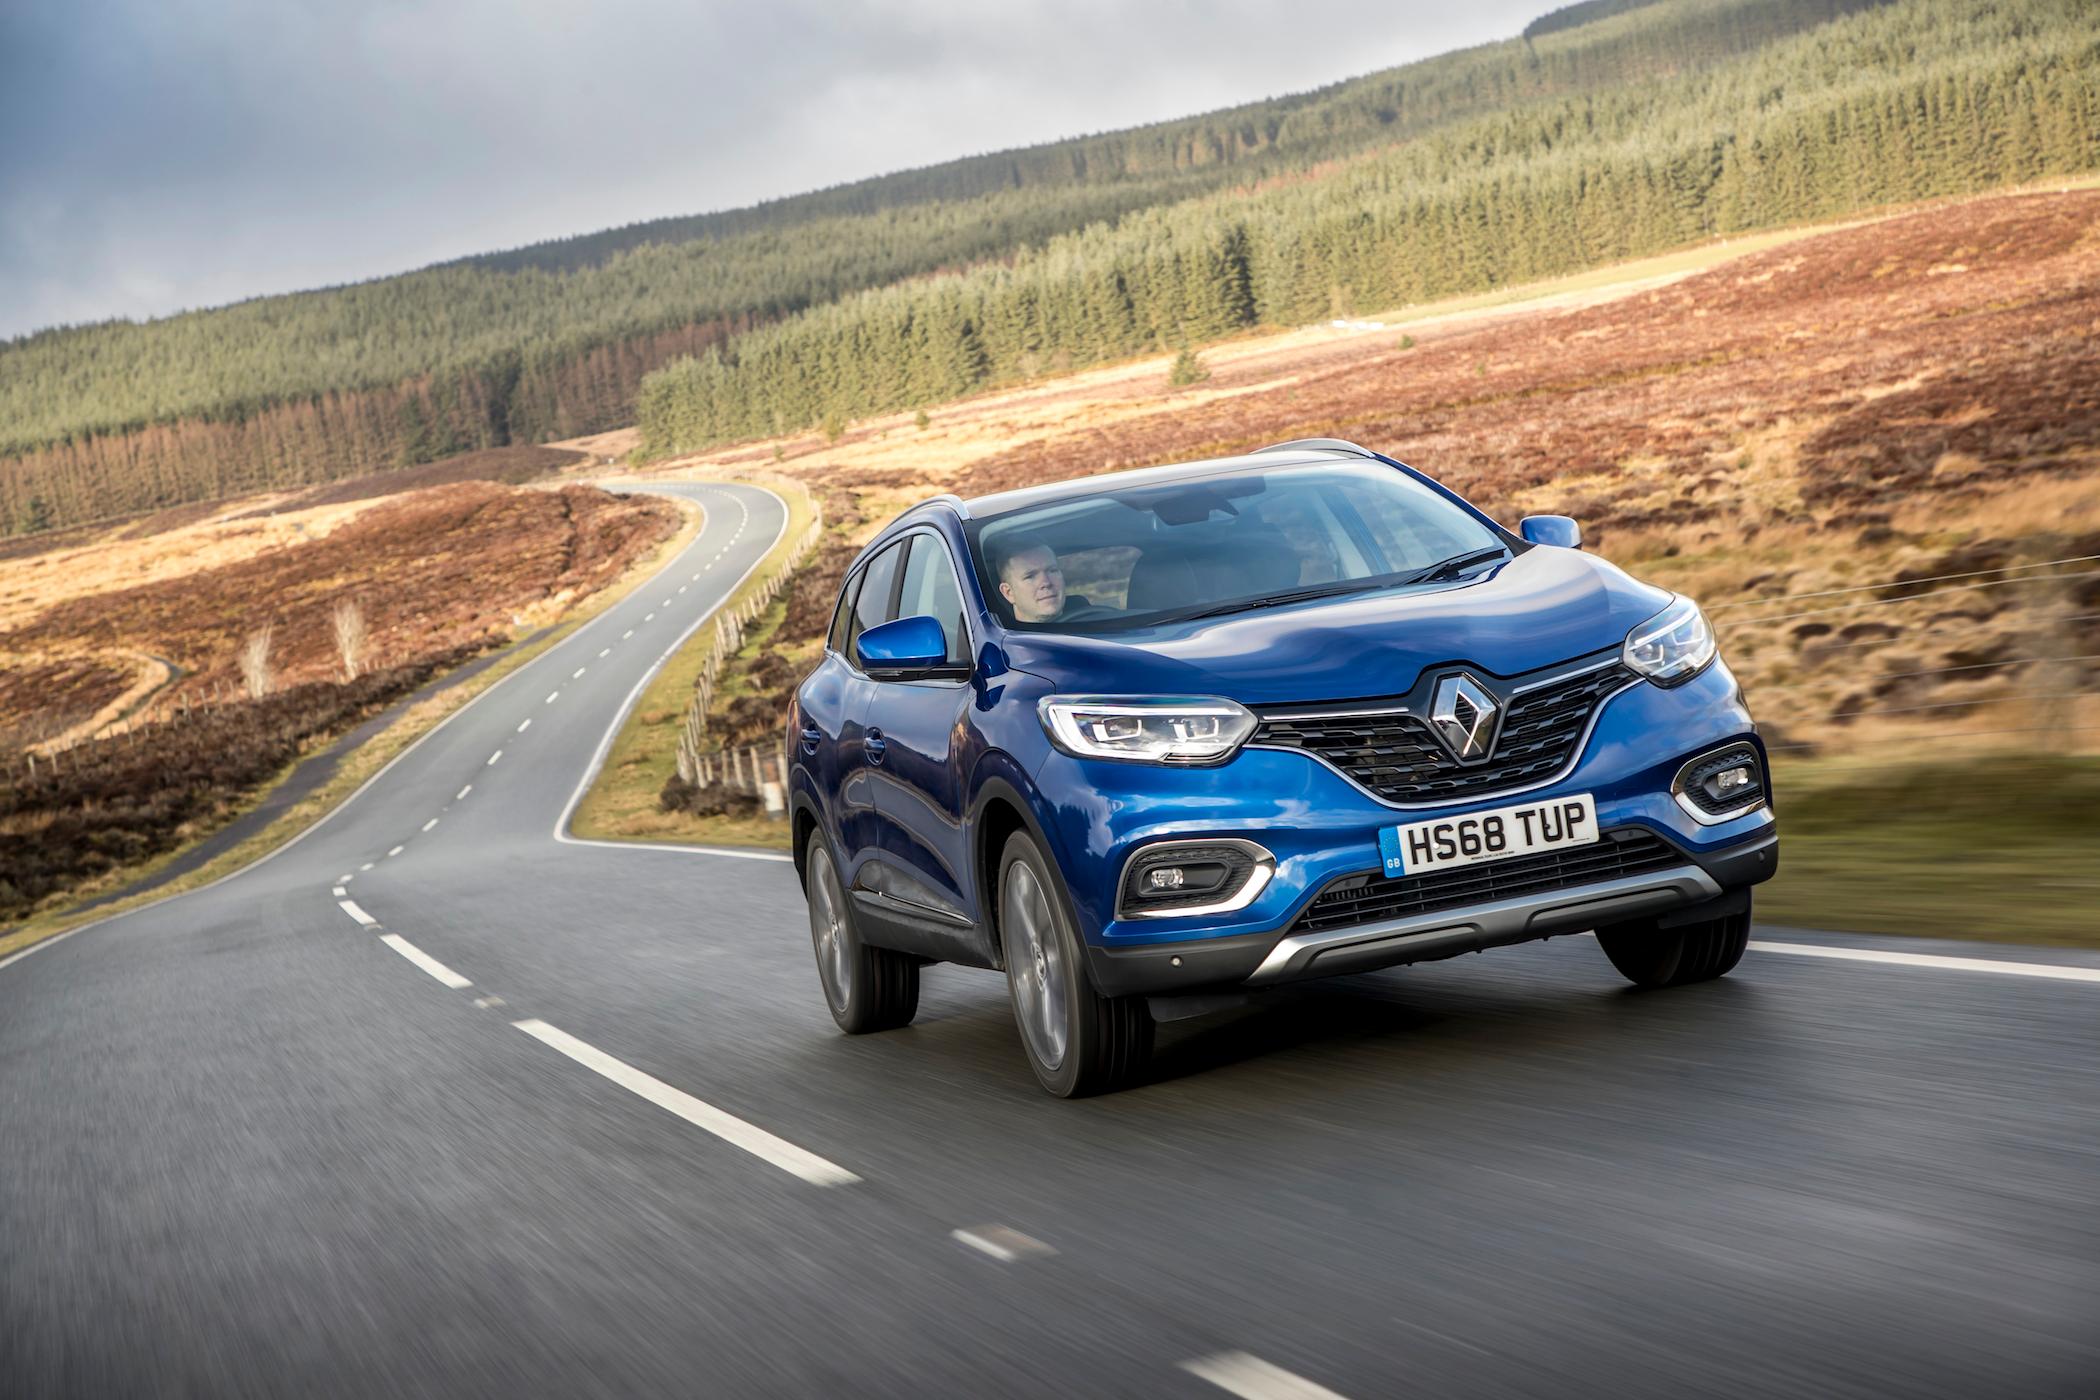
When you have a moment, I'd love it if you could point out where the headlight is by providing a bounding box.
[1038,695,1256,764]
[1623,595,1717,686]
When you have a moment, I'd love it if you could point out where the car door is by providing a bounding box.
[863,527,987,959]
[804,539,902,884]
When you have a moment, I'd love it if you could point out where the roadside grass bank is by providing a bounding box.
[566,476,815,849]
[0,494,705,963]
[1760,753,2100,948]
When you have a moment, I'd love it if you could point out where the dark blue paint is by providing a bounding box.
[790,446,1772,970]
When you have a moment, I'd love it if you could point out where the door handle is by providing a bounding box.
[863,728,886,764]
[799,726,822,755]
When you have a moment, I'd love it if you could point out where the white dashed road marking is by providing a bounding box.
[360,862,374,871]
[380,934,473,989]
[545,691,560,705]
[572,668,586,679]
[1752,941,2100,984]
[338,899,378,928]
[331,886,346,897]
[487,750,502,766]
[421,818,439,833]
[599,647,612,658]
[510,1019,860,1187]
[386,845,404,858]
[644,612,655,622]
[1181,1353,1350,1400]
[456,785,472,800]
[952,1226,1057,1263]
[622,629,634,639]
[516,718,531,734]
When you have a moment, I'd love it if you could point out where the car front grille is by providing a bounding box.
[1290,829,1682,937]
[1252,663,1636,805]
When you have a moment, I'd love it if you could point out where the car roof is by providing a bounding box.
[954,442,1380,521]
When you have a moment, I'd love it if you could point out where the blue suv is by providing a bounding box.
[788,440,1776,1096]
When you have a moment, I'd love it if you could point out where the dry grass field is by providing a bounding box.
[0,460,681,921]
[655,187,2100,760]
[626,186,2100,938]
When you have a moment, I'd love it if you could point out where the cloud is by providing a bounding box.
[0,0,1547,337]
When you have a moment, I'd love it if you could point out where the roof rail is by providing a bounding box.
[1253,438,1380,460]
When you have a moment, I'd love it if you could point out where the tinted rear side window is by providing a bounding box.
[846,540,904,658]
[827,571,859,654]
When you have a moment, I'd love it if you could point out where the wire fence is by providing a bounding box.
[673,491,825,798]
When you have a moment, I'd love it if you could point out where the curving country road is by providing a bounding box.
[4,481,2098,1399]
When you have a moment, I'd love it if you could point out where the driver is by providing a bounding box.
[996,538,1073,623]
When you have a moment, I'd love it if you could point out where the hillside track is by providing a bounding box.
[4,482,2098,1398]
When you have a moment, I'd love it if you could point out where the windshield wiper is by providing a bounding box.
[1394,546,1509,586]
[1170,580,1384,622]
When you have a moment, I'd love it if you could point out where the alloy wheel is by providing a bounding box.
[1003,860,1069,1070]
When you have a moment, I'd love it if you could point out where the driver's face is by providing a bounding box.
[1000,547,1065,623]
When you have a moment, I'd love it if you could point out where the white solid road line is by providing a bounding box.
[510,1019,859,1187]
[338,899,378,927]
[553,488,789,852]
[556,836,794,863]
[421,818,439,832]
[1181,1352,1349,1400]
[379,934,473,989]
[951,1226,1056,1263]
[1752,941,2100,984]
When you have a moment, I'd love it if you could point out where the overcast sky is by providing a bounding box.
[0,0,1549,340]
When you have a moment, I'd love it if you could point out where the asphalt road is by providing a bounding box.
[4,481,2097,1399]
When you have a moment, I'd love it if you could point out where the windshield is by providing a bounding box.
[966,461,1505,632]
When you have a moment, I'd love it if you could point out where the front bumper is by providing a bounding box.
[1084,827,1774,996]
[1034,660,1778,998]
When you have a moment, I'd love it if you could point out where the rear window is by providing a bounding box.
[966,461,1501,632]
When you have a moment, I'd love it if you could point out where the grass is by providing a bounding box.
[1757,752,2100,947]
[566,476,816,850]
[0,494,706,963]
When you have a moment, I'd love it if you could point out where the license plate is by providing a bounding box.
[1377,793,1598,878]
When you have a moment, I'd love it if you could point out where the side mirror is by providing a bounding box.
[856,615,967,681]
[1519,515,1583,550]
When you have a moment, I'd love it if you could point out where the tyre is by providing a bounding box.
[996,831,1153,1098]
[1595,900,1752,989]
[804,841,919,1033]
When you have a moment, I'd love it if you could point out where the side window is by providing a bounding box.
[898,533,969,665]
[827,570,860,654]
[845,540,904,660]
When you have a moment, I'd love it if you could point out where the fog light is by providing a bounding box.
[1673,745,1768,824]
[1117,841,1275,918]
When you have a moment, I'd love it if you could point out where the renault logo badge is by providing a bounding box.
[1429,673,1500,761]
